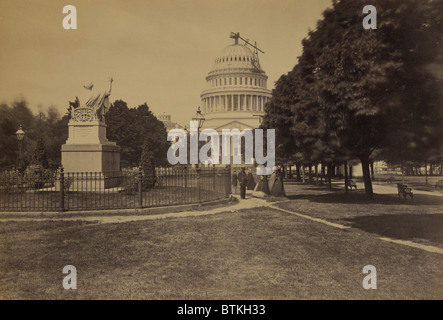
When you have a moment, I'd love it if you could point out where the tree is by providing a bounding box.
[31,138,49,169]
[140,137,156,189]
[106,100,170,168]
[0,99,37,170]
[265,0,443,198]
[261,72,297,164]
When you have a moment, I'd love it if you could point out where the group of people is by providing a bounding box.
[231,167,256,199]
[231,166,286,199]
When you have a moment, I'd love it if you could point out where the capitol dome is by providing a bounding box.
[209,44,264,75]
[200,33,272,131]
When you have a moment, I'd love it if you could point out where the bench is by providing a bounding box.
[397,183,413,200]
[348,179,357,190]
[435,179,443,189]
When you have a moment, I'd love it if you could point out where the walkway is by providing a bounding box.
[0,193,268,225]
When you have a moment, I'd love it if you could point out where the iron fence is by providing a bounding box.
[0,166,231,212]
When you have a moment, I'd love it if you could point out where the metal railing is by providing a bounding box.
[0,166,231,212]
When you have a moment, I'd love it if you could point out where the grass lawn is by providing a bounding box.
[279,182,443,250]
[0,204,442,299]
[373,174,443,192]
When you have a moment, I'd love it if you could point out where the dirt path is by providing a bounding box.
[0,195,270,224]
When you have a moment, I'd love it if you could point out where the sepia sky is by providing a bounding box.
[0,0,332,126]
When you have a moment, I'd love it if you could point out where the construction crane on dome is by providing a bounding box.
[230,32,264,53]
[230,32,264,73]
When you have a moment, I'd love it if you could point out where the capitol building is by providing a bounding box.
[200,33,272,132]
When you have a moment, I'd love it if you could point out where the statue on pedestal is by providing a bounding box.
[68,77,113,122]
[61,77,120,189]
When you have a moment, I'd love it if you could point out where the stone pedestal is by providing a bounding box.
[61,108,121,190]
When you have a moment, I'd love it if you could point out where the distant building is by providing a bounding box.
[158,113,183,132]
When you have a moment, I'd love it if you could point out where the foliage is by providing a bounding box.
[140,137,157,189]
[23,165,55,189]
[120,168,140,195]
[106,101,170,168]
[263,0,443,198]
[31,138,49,169]
[0,100,68,170]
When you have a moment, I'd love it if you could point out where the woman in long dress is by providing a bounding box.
[247,170,256,190]
[252,165,270,198]
[270,167,286,197]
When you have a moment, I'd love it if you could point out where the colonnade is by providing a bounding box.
[202,94,270,113]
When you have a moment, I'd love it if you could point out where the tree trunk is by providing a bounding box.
[401,163,405,184]
[425,162,428,185]
[321,164,325,184]
[301,165,305,184]
[308,165,312,182]
[349,165,353,179]
[344,161,349,194]
[328,162,332,189]
[296,164,301,181]
[370,161,374,181]
[315,164,319,185]
[361,156,374,199]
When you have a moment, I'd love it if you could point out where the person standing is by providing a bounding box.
[238,167,248,199]
[231,170,238,194]
[247,169,256,190]
[271,166,286,197]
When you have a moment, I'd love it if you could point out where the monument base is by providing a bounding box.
[61,144,121,190]
[60,110,121,190]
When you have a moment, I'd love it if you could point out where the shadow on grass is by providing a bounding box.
[343,214,443,245]
[286,190,443,206]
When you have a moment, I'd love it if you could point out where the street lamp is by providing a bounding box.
[192,107,205,131]
[191,107,205,167]
[16,125,25,171]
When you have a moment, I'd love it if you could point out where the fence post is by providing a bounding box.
[229,165,232,198]
[138,167,143,208]
[212,166,216,192]
[196,167,201,203]
[59,166,65,212]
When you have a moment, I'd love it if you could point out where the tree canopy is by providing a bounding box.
[106,100,170,168]
[262,0,443,197]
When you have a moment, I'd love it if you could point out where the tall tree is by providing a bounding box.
[265,0,443,198]
[31,138,49,169]
[106,100,170,167]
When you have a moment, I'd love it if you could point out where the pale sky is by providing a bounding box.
[0,0,332,126]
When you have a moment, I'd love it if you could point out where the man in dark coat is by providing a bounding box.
[237,167,248,199]
[231,170,238,194]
